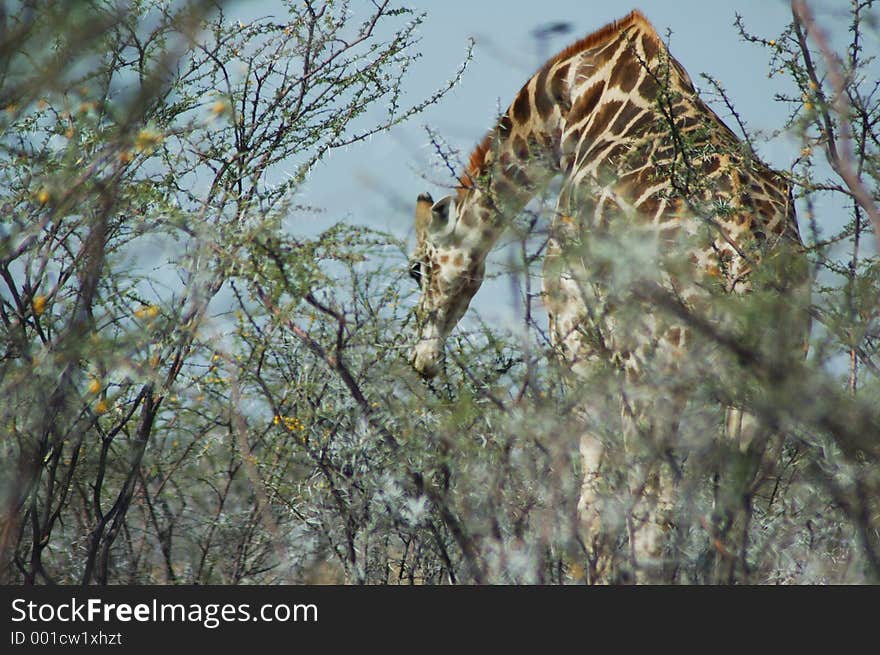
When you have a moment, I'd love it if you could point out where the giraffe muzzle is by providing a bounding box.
[411,336,443,379]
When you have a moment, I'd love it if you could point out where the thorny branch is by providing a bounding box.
[791,0,880,252]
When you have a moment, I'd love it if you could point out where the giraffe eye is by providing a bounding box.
[409,260,423,285]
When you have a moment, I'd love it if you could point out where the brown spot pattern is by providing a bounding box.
[569,81,605,125]
[534,66,554,118]
[610,101,643,135]
[512,88,531,124]
[611,53,642,94]
[550,62,570,109]
[584,100,623,142]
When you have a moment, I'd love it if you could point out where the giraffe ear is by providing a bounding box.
[430,196,455,235]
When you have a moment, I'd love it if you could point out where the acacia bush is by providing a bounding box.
[0,0,877,584]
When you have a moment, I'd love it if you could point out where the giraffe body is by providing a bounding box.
[409,10,809,581]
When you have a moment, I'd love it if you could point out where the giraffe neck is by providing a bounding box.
[452,79,564,244]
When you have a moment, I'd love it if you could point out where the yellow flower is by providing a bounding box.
[95,399,108,414]
[134,305,159,320]
[88,378,101,394]
[119,150,133,164]
[134,128,163,153]
[768,39,776,47]
[274,414,305,431]
[35,189,50,205]
[804,101,814,112]
[210,100,228,115]
[33,295,46,315]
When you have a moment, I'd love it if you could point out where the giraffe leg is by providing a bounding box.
[575,421,638,585]
[576,430,613,582]
[594,313,689,583]
[709,405,780,583]
[544,195,631,581]
[622,389,687,583]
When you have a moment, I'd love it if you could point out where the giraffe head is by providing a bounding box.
[408,190,489,378]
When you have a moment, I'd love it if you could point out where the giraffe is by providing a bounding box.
[408,10,809,582]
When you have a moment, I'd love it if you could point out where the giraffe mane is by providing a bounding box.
[457,9,660,199]
[546,9,658,69]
